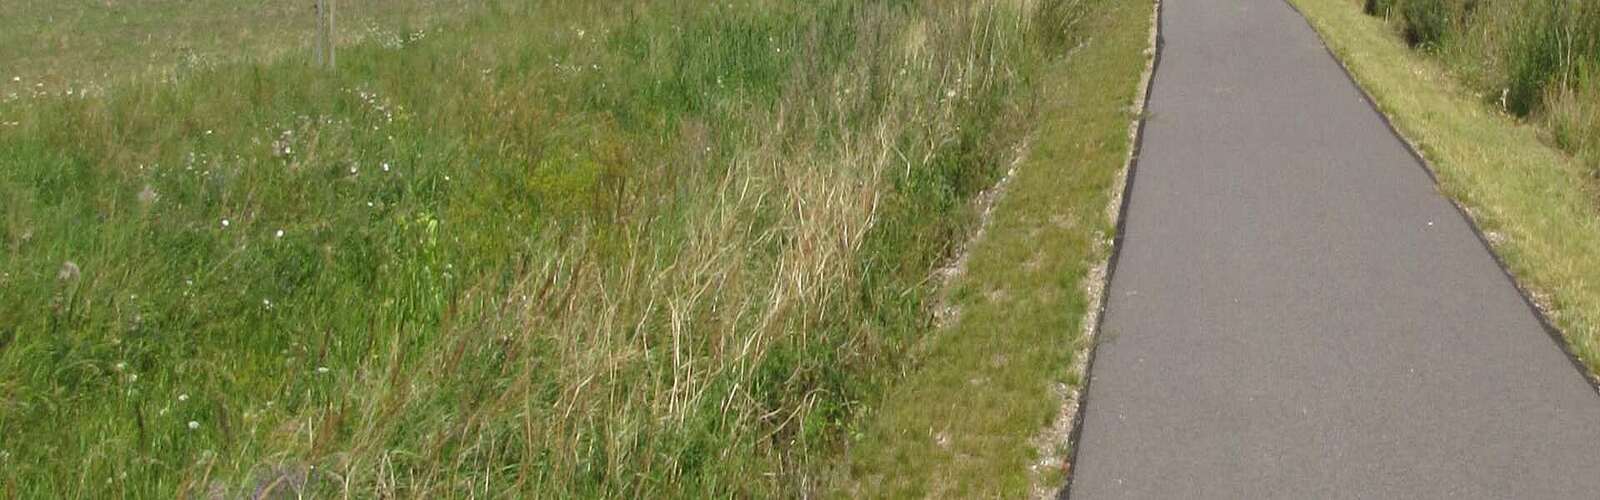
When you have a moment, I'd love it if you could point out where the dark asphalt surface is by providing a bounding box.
[1068,0,1600,498]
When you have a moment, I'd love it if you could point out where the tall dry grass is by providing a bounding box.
[0,0,1078,496]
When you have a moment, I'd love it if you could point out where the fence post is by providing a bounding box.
[328,0,336,69]
[314,0,326,67]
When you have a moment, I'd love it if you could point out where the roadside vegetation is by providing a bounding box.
[1293,0,1600,378]
[1362,0,1600,174]
[835,0,1154,496]
[0,0,1105,496]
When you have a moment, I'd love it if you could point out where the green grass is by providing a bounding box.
[1359,0,1600,173]
[833,0,1155,497]
[0,0,473,91]
[1291,0,1600,377]
[0,0,1102,496]
[1396,0,1452,48]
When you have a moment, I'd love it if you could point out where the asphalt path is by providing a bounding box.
[1067,0,1600,497]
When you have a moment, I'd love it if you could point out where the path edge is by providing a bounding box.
[1279,0,1600,393]
[1053,0,1165,498]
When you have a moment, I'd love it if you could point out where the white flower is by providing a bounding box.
[187,421,200,430]
[316,366,330,374]
[382,162,390,172]
[114,362,126,371]
[221,219,230,228]
[178,393,189,402]
[275,229,285,239]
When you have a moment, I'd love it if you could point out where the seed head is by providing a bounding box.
[57,261,81,281]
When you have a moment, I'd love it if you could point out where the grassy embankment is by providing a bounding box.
[0,0,1097,496]
[1360,0,1600,174]
[836,0,1154,497]
[1290,0,1600,376]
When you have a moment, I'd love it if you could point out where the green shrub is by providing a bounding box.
[1400,0,1452,48]
[1505,0,1600,115]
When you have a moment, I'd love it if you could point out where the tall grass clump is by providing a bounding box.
[1505,0,1600,115]
[1399,0,1453,47]
[0,0,1085,496]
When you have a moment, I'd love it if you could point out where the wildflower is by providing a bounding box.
[316,366,330,374]
[263,298,274,309]
[275,229,285,239]
[178,393,189,402]
[382,162,390,172]
[114,362,126,372]
[187,421,200,430]
[221,219,230,228]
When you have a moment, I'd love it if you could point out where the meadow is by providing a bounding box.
[0,0,1096,496]
[0,0,474,88]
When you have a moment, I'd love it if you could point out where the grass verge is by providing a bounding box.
[1357,0,1600,175]
[833,0,1156,497]
[0,0,1094,496]
[1288,0,1600,378]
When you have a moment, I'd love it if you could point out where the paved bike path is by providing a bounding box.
[1068,0,1600,497]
